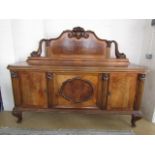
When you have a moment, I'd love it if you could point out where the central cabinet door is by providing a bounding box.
[52,73,99,109]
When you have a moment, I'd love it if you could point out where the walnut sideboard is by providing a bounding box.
[8,27,148,127]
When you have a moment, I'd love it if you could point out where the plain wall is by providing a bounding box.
[139,20,155,122]
[0,20,153,119]
[0,20,15,110]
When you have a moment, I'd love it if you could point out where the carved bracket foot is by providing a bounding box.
[131,111,142,127]
[12,108,22,123]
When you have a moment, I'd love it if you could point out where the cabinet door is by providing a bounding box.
[52,73,99,109]
[107,73,137,110]
[19,71,48,108]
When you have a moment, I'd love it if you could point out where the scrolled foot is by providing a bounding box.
[12,108,22,123]
[131,111,142,127]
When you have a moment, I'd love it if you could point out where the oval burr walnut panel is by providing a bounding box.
[60,77,94,103]
[53,74,99,108]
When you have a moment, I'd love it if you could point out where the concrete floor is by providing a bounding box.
[0,111,155,134]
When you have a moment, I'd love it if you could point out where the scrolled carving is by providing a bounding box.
[102,73,109,81]
[60,77,94,103]
[30,39,49,57]
[47,72,53,80]
[68,27,89,39]
[30,51,40,57]
[139,74,146,81]
[11,71,18,78]
[109,40,126,59]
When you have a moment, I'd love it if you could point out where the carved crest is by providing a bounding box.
[68,27,89,39]
[60,77,94,103]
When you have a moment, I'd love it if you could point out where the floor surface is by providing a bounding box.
[0,111,155,134]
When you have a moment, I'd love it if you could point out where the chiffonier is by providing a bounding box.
[8,27,147,127]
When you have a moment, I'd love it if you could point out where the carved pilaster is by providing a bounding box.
[11,71,21,106]
[46,73,54,108]
[100,73,110,109]
[134,74,146,110]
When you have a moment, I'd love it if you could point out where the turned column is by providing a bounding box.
[10,71,22,123]
[100,73,110,109]
[131,74,146,127]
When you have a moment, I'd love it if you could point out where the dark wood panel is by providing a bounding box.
[47,33,107,57]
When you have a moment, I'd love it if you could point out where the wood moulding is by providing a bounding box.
[13,106,135,114]
[27,57,129,67]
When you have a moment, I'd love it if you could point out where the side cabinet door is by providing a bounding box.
[107,72,137,110]
[19,71,48,108]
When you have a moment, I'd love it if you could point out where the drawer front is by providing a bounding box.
[51,73,100,109]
